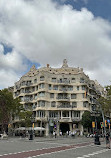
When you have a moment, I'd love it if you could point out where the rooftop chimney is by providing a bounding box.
[47,64,49,68]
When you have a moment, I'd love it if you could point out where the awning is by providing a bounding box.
[34,127,46,131]
[15,127,26,131]
[14,127,46,131]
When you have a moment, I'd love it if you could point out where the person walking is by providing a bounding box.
[94,132,101,145]
[106,132,110,149]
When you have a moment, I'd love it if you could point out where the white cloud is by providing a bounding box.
[0,0,111,88]
[0,69,20,89]
[0,44,26,72]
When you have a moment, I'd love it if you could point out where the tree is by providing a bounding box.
[0,89,22,132]
[98,85,111,116]
[19,110,33,127]
[81,111,92,129]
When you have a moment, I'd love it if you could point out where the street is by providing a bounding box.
[0,136,111,158]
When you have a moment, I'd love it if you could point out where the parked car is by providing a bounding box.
[87,133,95,138]
[0,132,8,139]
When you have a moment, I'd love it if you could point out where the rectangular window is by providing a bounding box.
[34,94,37,100]
[40,76,44,81]
[77,86,79,90]
[37,110,45,117]
[49,111,58,118]
[83,101,88,107]
[32,87,35,92]
[71,94,76,99]
[21,89,24,93]
[39,92,45,97]
[39,83,44,89]
[80,78,84,83]
[52,78,56,82]
[38,101,45,107]
[34,79,37,83]
[51,102,56,107]
[82,86,85,90]
[36,86,38,91]
[68,86,73,91]
[50,93,54,98]
[53,85,58,90]
[74,111,80,117]
[72,78,75,82]
[72,102,77,108]
[49,84,52,90]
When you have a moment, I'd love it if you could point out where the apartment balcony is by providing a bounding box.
[15,93,20,97]
[16,85,20,90]
[72,117,81,122]
[57,79,70,84]
[57,104,72,108]
[56,96,70,101]
[59,88,68,92]
[59,117,71,122]
[24,90,32,94]
[24,98,34,102]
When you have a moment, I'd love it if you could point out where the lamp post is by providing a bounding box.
[92,98,106,136]
[29,114,35,140]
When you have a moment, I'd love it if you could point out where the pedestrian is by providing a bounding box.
[55,131,57,138]
[106,132,110,149]
[66,131,69,137]
[94,132,101,145]
[60,130,62,136]
[53,131,56,137]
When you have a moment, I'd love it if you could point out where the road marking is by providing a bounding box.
[0,142,92,158]
[27,144,93,158]
[35,141,69,146]
[77,149,110,158]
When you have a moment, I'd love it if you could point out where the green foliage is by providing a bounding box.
[0,89,22,130]
[98,85,111,115]
[81,111,92,128]
[19,110,33,127]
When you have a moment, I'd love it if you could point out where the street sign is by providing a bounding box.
[107,119,110,123]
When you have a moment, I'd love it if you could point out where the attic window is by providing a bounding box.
[40,76,45,81]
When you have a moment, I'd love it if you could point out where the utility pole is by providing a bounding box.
[100,104,106,136]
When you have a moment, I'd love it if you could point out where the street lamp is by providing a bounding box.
[92,98,106,136]
[29,114,35,140]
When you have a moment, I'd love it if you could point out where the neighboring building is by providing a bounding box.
[8,86,14,93]
[13,59,105,136]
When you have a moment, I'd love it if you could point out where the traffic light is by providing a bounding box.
[100,122,103,128]
[32,123,34,128]
[92,122,95,128]
[105,120,107,127]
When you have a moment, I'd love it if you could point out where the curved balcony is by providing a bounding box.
[57,104,72,108]
[57,79,70,85]
[56,96,70,101]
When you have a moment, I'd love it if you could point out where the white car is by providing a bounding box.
[0,132,8,139]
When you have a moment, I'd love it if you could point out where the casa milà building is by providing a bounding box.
[13,59,105,136]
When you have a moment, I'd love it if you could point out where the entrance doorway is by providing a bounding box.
[60,123,69,134]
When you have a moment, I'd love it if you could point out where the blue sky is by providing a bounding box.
[0,0,111,89]
[56,0,111,21]
[66,0,111,21]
